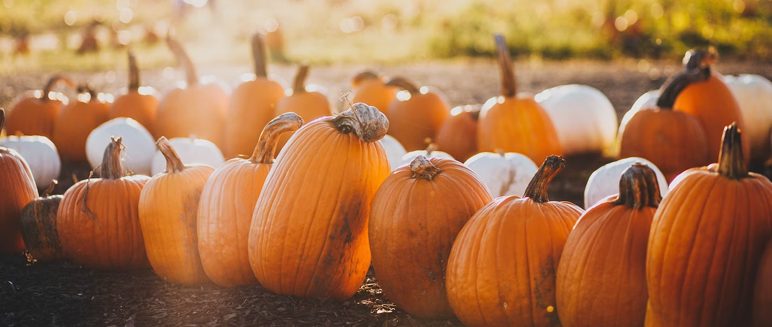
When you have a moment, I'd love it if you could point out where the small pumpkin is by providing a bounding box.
[477,35,562,164]
[445,156,583,327]
[52,85,111,162]
[722,74,772,162]
[379,134,406,170]
[273,64,332,149]
[464,151,538,197]
[583,157,668,209]
[198,113,302,287]
[400,144,454,166]
[20,182,63,263]
[139,137,213,284]
[0,134,61,191]
[150,136,224,176]
[5,75,73,138]
[369,156,492,318]
[386,77,450,151]
[753,240,772,327]
[435,104,480,161]
[110,51,159,136]
[86,118,155,176]
[350,71,397,116]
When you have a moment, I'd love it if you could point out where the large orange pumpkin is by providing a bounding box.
[5,75,73,138]
[753,240,772,327]
[248,103,390,300]
[198,113,302,287]
[110,51,159,135]
[139,137,212,285]
[369,156,492,318]
[223,34,285,158]
[20,182,63,263]
[386,77,450,151]
[56,137,149,269]
[646,124,772,327]
[52,85,111,162]
[556,163,662,327]
[273,64,331,149]
[350,71,397,116]
[477,35,561,164]
[446,156,583,327]
[435,104,480,161]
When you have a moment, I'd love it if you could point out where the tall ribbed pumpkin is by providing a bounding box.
[248,103,390,300]
[52,85,111,162]
[369,156,492,318]
[386,77,450,151]
[446,156,582,327]
[198,113,302,287]
[556,163,662,327]
[6,75,73,138]
[646,124,772,327]
[57,137,149,269]
[477,35,561,164]
[350,71,397,116]
[110,51,158,135]
[139,137,212,284]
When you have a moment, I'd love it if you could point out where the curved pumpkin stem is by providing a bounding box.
[292,65,309,94]
[494,34,516,98]
[385,77,420,95]
[613,163,662,209]
[127,50,140,92]
[352,70,380,86]
[523,155,565,203]
[166,36,199,86]
[76,84,98,102]
[410,155,441,180]
[656,48,714,109]
[100,137,126,179]
[332,103,389,143]
[717,123,748,179]
[43,180,58,197]
[250,112,304,164]
[41,75,75,101]
[683,47,718,71]
[251,33,268,78]
[156,137,186,173]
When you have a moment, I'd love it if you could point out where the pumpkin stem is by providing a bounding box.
[156,137,186,173]
[425,142,438,155]
[166,36,199,86]
[76,84,98,102]
[100,137,126,179]
[613,163,662,209]
[332,103,389,143]
[717,123,748,179]
[683,47,718,71]
[127,50,140,92]
[41,75,75,101]
[352,71,380,86]
[656,49,714,109]
[251,33,268,78]
[385,77,420,95]
[43,180,58,197]
[410,155,441,180]
[0,108,5,132]
[292,64,309,94]
[523,155,565,203]
[494,34,516,98]
[250,112,304,164]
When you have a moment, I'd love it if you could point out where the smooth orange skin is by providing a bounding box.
[223,79,284,158]
[273,91,331,149]
[57,176,150,270]
[6,95,63,138]
[388,92,450,151]
[351,79,397,116]
[646,167,772,327]
[52,99,110,162]
[753,240,772,327]
[110,91,159,136]
[435,110,478,161]
[0,148,38,254]
[155,84,229,148]
[369,158,492,318]
[556,198,656,327]
[139,165,213,285]
[446,196,582,327]
[197,159,269,287]
[249,118,389,300]
[477,96,562,164]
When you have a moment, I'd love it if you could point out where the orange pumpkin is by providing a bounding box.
[446,156,582,327]
[57,137,149,269]
[435,104,480,161]
[20,182,63,263]
[110,51,159,135]
[369,156,492,318]
[351,71,397,116]
[386,77,450,151]
[477,35,561,164]
[646,124,772,327]
[274,64,331,149]
[52,85,110,162]
[5,75,73,138]
[223,34,285,158]
[753,240,772,327]
[248,103,390,300]
[139,137,212,284]
[556,163,662,327]
[198,113,302,287]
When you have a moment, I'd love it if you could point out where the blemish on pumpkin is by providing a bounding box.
[546,305,554,313]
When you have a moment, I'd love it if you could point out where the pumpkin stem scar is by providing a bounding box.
[523,155,565,203]
[410,155,441,180]
[251,112,304,164]
[614,163,662,209]
[717,123,748,179]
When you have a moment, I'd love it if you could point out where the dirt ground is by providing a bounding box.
[1,60,770,326]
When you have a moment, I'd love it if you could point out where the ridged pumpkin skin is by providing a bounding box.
[435,105,479,161]
[110,52,158,135]
[5,75,71,138]
[52,88,110,162]
[752,240,772,327]
[140,137,213,285]
[351,71,397,116]
[249,104,390,300]
[197,113,302,287]
[386,77,450,151]
[446,156,583,327]
[646,124,772,327]
[369,156,492,318]
[20,194,63,263]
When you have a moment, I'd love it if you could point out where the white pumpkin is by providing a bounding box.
[536,84,618,155]
[721,74,772,159]
[464,152,538,197]
[379,134,406,170]
[150,136,224,175]
[0,135,61,189]
[400,149,454,167]
[86,118,155,176]
[584,157,669,209]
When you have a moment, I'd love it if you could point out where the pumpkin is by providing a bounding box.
[20,182,63,263]
[86,118,155,176]
[150,136,224,176]
[536,84,618,155]
[369,156,492,318]
[556,163,662,327]
[350,71,397,116]
[379,134,406,170]
[646,124,772,327]
[198,113,302,287]
[0,109,39,254]
[57,137,149,269]
[110,51,159,136]
[386,77,450,151]
[435,104,480,161]
[223,33,285,158]
[722,74,772,161]
[273,64,332,149]
[445,156,583,327]
[248,103,390,300]
[0,134,61,190]
[584,157,668,209]
[140,137,212,284]
[52,85,111,162]
[464,151,538,197]
[477,35,562,164]
[753,240,772,327]
[400,144,454,166]
[5,75,72,138]
[622,90,660,127]
[155,37,229,149]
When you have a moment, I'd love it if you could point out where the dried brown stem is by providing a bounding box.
[250,113,304,164]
